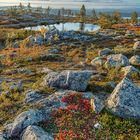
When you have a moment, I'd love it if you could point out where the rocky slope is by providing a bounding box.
[0,27,140,139]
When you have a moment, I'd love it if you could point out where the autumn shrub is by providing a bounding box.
[41,92,140,140]
[41,93,99,140]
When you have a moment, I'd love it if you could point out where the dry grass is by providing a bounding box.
[0,46,48,65]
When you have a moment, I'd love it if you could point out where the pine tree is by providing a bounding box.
[131,11,138,24]
[80,5,86,22]
[112,11,121,23]
[19,3,24,14]
[27,3,32,13]
[61,8,65,17]
[57,10,61,18]
[92,8,98,20]
[46,6,51,17]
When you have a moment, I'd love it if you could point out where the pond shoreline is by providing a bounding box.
[24,22,100,32]
[0,19,63,29]
[0,15,98,29]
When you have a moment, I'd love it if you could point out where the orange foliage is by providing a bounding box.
[112,24,140,31]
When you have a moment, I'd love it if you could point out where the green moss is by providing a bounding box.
[88,81,114,93]
[99,110,140,139]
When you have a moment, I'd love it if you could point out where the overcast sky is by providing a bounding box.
[0,0,140,8]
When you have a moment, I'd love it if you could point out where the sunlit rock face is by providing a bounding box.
[107,78,140,119]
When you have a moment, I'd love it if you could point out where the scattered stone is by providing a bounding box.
[35,35,44,45]
[18,68,33,75]
[13,41,20,48]
[10,109,49,138]
[105,54,129,68]
[107,78,140,119]
[98,48,113,56]
[44,27,60,44]
[21,36,35,48]
[38,54,65,62]
[125,30,135,37]
[90,97,105,113]
[129,55,140,66]
[48,48,60,54]
[91,74,104,81]
[121,66,140,78]
[25,90,45,104]
[94,123,102,129]
[4,69,18,75]
[91,57,107,67]
[10,82,23,92]
[43,70,93,91]
[3,123,13,138]
[0,54,6,59]
[133,41,140,50]
[0,131,6,140]
[60,31,95,42]
[22,15,36,20]
[35,90,70,111]
[41,68,53,74]
[25,57,33,62]
[134,38,139,42]
[21,125,54,140]
[113,35,123,40]
[37,90,96,110]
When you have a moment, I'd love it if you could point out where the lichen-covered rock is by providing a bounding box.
[10,109,49,138]
[105,54,129,68]
[4,90,97,139]
[129,55,140,66]
[125,30,135,37]
[133,41,140,49]
[37,90,94,110]
[107,78,140,119]
[21,125,54,140]
[91,57,107,67]
[94,123,102,129]
[41,68,53,74]
[9,82,23,92]
[121,66,140,78]
[43,70,93,91]
[13,41,20,48]
[59,31,96,41]
[24,36,35,48]
[25,90,45,104]
[90,97,105,113]
[0,132,6,140]
[48,48,60,54]
[44,27,60,44]
[98,48,113,56]
[18,68,33,75]
[36,90,68,110]
[38,54,65,62]
[35,35,44,45]
[0,54,6,60]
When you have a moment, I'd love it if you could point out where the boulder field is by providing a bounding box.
[0,69,140,139]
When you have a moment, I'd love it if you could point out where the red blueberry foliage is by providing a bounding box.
[49,93,99,140]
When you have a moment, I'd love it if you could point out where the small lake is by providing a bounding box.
[24,22,100,32]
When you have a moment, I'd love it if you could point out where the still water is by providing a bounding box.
[25,22,100,32]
